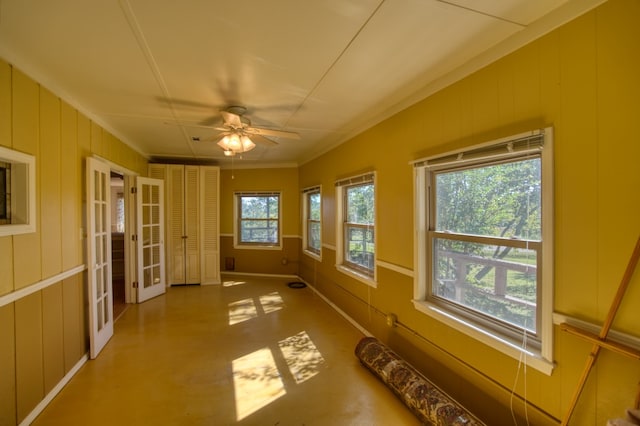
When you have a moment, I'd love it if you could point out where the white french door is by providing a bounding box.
[86,157,114,359]
[135,177,166,302]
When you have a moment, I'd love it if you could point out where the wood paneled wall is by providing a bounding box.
[298,0,640,424]
[0,60,147,425]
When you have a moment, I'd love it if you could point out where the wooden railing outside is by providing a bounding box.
[437,250,537,309]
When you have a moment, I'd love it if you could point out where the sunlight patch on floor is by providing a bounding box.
[279,331,325,384]
[228,298,258,325]
[228,292,284,325]
[260,292,284,314]
[233,347,286,421]
[223,280,247,287]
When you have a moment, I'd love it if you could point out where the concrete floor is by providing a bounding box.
[33,275,420,425]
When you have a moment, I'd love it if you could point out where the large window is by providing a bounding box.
[235,192,281,248]
[336,173,376,285]
[413,129,554,374]
[302,186,321,258]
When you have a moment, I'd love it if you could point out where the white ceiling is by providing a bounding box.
[0,0,602,167]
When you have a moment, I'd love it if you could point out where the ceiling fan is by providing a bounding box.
[189,106,300,157]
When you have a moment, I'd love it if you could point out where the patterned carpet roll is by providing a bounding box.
[355,337,485,426]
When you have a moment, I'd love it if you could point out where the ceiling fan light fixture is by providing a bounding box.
[241,135,255,151]
[217,131,256,155]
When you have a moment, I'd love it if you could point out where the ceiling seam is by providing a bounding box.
[118,0,196,156]
[435,0,527,27]
[283,0,388,129]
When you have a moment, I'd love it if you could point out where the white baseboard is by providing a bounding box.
[20,353,89,425]
[221,271,299,280]
[298,278,373,338]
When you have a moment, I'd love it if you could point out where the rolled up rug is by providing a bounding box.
[355,336,485,426]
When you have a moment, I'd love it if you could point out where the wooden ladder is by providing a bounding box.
[560,235,640,425]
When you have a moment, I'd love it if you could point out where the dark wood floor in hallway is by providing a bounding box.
[33,275,420,425]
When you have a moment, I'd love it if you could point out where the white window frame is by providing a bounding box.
[412,128,554,375]
[234,191,282,250]
[335,172,376,287]
[0,146,36,236]
[302,185,322,260]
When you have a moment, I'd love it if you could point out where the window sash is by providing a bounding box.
[307,219,321,254]
[236,193,280,246]
[239,218,279,244]
[343,222,375,275]
[428,231,542,341]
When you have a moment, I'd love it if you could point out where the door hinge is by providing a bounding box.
[131,234,138,241]
[131,186,137,194]
[133,281,139,288]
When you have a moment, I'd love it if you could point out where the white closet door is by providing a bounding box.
[184,165,200,284]
[167,165,186,284]
[86,157,113,359]
[200,166,220,285]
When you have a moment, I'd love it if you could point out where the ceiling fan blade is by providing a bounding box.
[245,127,300,140]
[249,134,278,147]
[220,110,243,128]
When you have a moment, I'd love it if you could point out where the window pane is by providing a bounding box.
[267,196,279,219]
[309,193,320,220]
[240,219,278,243]
[345,225,374,270]
[308,221,321,252]
[346,184,374,224]
[435,158,541,240]
[432,237,537,332]
[241,197,267,218]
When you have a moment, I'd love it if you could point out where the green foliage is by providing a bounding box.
[241,196,279,219]
[436,158,541,243]
[346,184,374,224]
[309,193,321,220]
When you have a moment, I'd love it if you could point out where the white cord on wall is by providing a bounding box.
[510,327,530,426]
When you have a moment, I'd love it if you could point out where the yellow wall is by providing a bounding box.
[219,167,300,275]
[299,0,640,424]
[2,0,639,424]
[0,60,147,424]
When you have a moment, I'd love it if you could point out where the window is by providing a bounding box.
[302,186,321,258]
[413,128,554,374]
[235,192,281,248]
[335,173,376,285]
[0,146,36,236]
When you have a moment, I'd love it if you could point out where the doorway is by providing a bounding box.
[110,171,127,320]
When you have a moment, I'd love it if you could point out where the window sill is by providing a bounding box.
[336,264,377,288]
[233,243,282,251]
[303,249,321,261]
[412,300,555,375]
